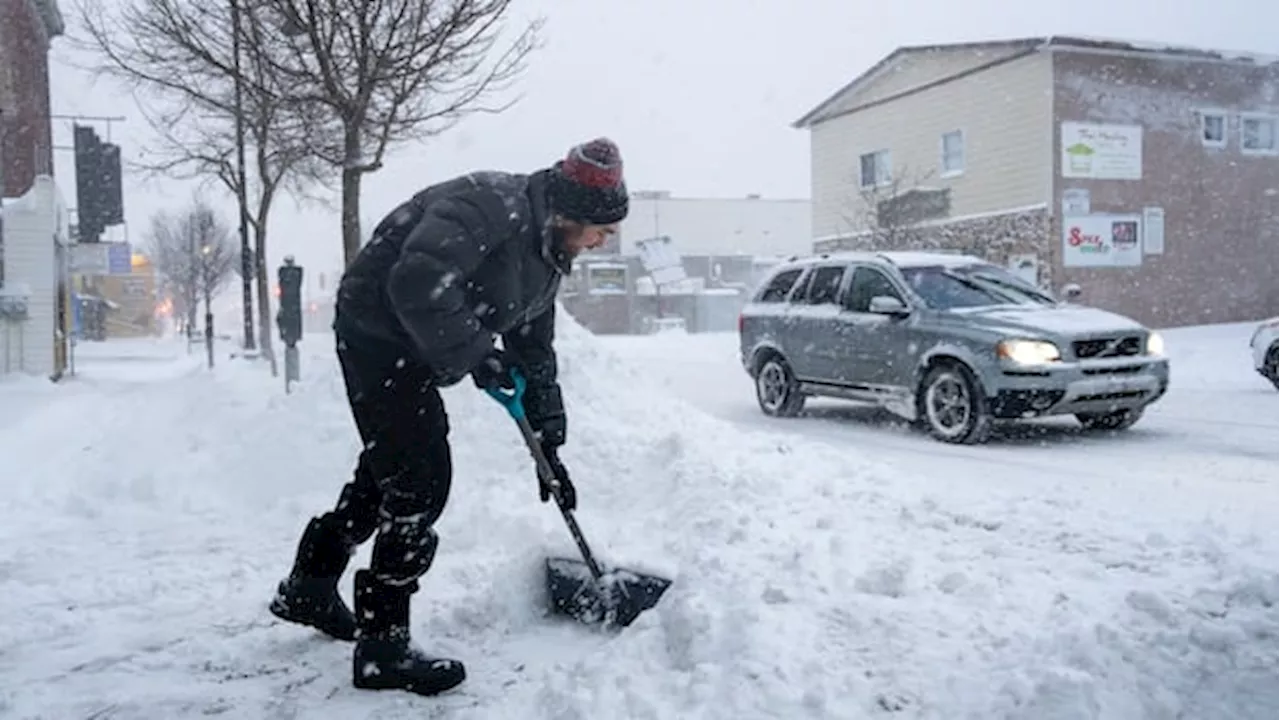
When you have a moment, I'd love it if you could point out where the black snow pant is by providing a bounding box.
[318,336,453,591]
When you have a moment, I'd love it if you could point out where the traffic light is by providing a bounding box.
[277,261,303,345]
[73,124,124,243]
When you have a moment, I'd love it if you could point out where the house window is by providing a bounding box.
[1241,114,1278,154]
[1199,111,1226,148]
[859,150,891,188]
[940,130,964,174]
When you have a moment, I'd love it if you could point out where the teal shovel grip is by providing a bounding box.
[484,368,527,420]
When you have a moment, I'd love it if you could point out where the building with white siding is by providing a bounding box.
[794,35,1278,327]
[1,176,71,377]
[1,0,68,376]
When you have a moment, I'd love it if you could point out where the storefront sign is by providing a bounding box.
[1062,214,1143,268]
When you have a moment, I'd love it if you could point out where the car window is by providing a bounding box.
[844,267,904,312]
[900,264,1055,309]
[803,265,847,305]
[755,268,803,303]
[787,269,814,304]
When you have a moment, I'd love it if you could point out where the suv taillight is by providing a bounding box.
[737,314,745,333]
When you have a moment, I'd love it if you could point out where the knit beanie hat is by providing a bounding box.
[547,138,630,225]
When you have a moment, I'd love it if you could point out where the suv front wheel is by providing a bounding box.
[755,356,805,417]
[1264,344,1278,389]
[917,362,992,444]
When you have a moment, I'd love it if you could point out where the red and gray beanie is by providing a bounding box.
[547,138,630,225]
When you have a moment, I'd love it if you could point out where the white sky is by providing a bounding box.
[46,0,1280,287]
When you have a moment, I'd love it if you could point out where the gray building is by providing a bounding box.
[594,191,811,257]
[563,192,810,334]
[560,253,783,335]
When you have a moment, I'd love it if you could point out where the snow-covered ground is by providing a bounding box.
[0,317,1275,719]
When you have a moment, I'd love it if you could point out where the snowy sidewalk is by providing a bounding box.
[69,335,206,382]
[0,336,204,436]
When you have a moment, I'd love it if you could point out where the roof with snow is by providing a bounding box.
[794,35,1280,129]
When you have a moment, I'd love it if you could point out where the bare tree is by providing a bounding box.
[146,200,237,366]
[259,0,544,266]
[839,165,948,251]
[72,0,334,371]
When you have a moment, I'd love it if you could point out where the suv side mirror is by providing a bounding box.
[1061,283,1083,302]
[868,295,909,316]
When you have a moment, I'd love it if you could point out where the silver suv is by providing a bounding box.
[738,251,1170,444]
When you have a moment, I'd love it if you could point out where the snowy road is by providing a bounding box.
[1,319,1276,719]
[598,321,1277,508]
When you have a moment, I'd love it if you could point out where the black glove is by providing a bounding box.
[471,349,515,391]
[539,443,577,511]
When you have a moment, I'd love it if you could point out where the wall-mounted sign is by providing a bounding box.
[1142,207,1165,255]
[1061,122,1143,180]
[69,242,133,275]
[1062,188,1091,216]
[586,265,627,295]
[1062,214,1143,268]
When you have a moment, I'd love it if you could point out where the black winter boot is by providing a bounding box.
[269,516,358,641]
[351,570,466,696]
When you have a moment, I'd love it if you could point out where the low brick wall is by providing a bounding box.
[814,206,1053,287]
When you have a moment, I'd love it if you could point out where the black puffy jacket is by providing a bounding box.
[333,168,569,443]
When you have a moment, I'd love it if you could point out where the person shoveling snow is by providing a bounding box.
[268,138,668,697]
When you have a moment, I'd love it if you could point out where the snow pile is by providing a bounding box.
[0,310,1275,719]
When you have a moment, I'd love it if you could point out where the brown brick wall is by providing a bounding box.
[814,207,1055,289]
[1051,51,1279,328]
[0,0,55,198]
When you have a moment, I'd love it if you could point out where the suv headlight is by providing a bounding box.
[996,339,1061,365]
[1146,331,1165,356]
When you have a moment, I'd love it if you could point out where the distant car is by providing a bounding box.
[1250,317,1279,389]
[737,251,1171,444]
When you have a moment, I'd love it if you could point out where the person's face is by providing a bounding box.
[561,222,618,257]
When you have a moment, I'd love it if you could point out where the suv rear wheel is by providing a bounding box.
[755,355,805,417]
[917,362,992,444]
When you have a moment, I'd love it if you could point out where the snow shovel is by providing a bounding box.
[484,369,671,628]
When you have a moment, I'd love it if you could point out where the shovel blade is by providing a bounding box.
[545,557,672,628]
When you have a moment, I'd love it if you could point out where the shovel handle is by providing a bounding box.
[483,369,528,420]
[486,369,606,581]
[513,414,605,581]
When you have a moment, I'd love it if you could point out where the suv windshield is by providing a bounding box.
[900,264,1057,309]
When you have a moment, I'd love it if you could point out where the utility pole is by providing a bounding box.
[230,0,256,353]
[240,0,278,376]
